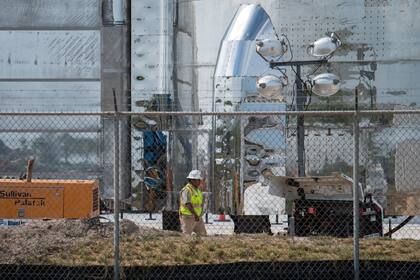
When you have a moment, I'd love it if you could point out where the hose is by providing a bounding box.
[384,216,414,237]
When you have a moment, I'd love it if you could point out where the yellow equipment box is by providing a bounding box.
[0,179,100,219]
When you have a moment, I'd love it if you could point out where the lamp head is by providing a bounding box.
[256,75,287,98]
[307,33,341,57]
[256,37,288,58]
[311,73,340,97]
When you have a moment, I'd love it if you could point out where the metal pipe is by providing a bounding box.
[273,58,420,65]
[389,218,392,239]
[353,88,360,280]
[384,216,414,238]
[102,0,124,25]
[112,0,125,24]
[113,94,121,280]
[270,59,328,67]
[296,65,305,177]
[160,0,168,94]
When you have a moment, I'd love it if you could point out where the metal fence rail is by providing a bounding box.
[0,110,419,280]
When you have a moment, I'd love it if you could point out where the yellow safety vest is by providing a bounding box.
[179,183,203,216]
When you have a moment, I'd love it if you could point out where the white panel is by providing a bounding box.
[0,0,100,28]
[0,31,100,79]
[0,81,100,111]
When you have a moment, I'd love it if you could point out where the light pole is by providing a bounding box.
[269,59,327,176]
[257,33,341,176]
[257,34,342,245]
[257,28,365,280]
[353,87,360,280]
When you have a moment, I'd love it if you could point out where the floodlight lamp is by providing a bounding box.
[256,74,287,98]
[311,73,340,97]
[307,33,341,57]
[256,37,287,58]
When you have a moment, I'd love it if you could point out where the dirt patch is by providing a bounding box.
[0,219,177,264]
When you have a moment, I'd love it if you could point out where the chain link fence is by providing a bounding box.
[0,110,420,279]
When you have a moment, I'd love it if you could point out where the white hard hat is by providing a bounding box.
[187,170,202,180]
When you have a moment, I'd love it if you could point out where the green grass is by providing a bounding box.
[36,235,420,266]
[2,220,418,266]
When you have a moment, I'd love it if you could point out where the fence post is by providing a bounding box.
[113,89,121,280]
[353,89,360,280]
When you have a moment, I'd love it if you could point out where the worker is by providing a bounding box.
[179,170,207,235]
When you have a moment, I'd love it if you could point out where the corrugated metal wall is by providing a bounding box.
[0,0,101,112]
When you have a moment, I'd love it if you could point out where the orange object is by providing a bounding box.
[0,179,100,219]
